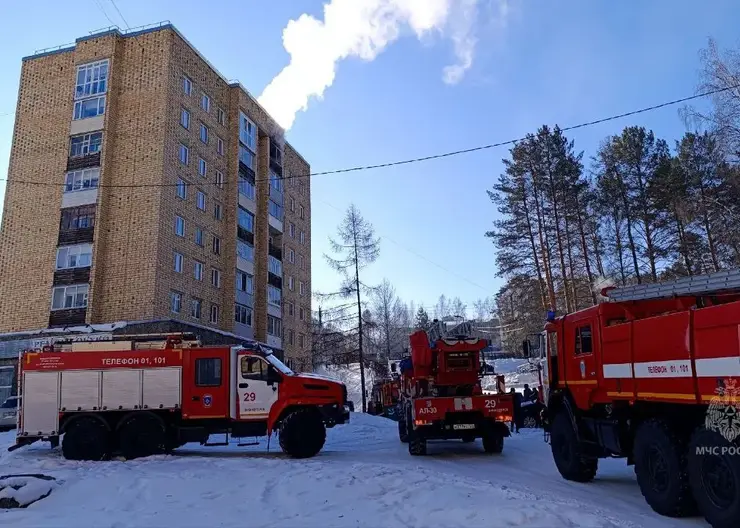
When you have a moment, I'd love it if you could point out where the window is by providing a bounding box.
[267,315,282,337]
[289,222,295,238]
[195,358,221,386]
[287,329,294,346]
[238,145,255,170]
[270,171,282,193]
[300,231,306,245]
[238,207,255,232]
[180,108,190,129]
[286,301,294,317]
[239,111,258,152]
[215,170,224,189]
[299,254,305,270]
[290,197,295,213]
[299,205,304,219]
[179,144,189,165]
[217,137,224,155]
[170,291,182,313]
[69,132,102,158]
[235,303,253,326]
[198,158,207,176]
[56,244,92,270]
[241,357,267,381]
[200,123,209,144]
[212,235,221,255]
[299,307,305,321]
[194,260,204,281]
[74,60,108,120]
[51,284,89,310]
[210,304,220,324]
[237,240,254,261]
[288,276,294,291]
[238,175,255,200]
[288,248,295,264]
[60,206,95,230]
[64,168,100,192]
[196,190,206,210]
[268,256,282,276]
[217,107,225,125]
[299,281,305,296]
[191,298,202,319]
[214,202,223,221]
[176,178,187,199]
[236,270,253,294]
[174,252,183,273]
[183,76,192,95]
[175,216,185,237]
[299,334,305,348]
[201,93,211,112]
[268,285,281,306]
[575,325,593,355]
[211,268,221,288]
[269,200,283,220]
[195,227,204,246]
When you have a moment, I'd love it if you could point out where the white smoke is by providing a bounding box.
[258,0,508,130]
[592,275,616,304]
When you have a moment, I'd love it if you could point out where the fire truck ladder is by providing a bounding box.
[604,267,740,302]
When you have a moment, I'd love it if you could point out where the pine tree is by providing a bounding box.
[414,306,430,329]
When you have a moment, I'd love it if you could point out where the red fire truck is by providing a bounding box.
[10,334,350,461]
[533,269,740,528]
[397,321,513,455]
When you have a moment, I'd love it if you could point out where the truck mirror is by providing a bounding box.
[266,366,281,385]
[390,363,397,373]
[522,340,530,358]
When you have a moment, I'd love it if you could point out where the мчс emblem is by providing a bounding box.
[705,380,740,443]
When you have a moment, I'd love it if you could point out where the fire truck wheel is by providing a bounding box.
[279,408,326,459]
[398,417,409,443]
[633,419,695,517]
[117,413,167,460]
[62,416,111,461]
[408,435,427,456]
[687,427,740,528]
[550,411,597,482]
[482,427,504,453]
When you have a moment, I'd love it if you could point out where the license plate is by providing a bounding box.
[453,424,475,430]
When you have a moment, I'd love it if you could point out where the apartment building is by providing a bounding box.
[0,23,312,369]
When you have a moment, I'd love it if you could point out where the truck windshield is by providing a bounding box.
[265,354,294,376]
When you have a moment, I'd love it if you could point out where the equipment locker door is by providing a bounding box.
[182,349,229,419]
[237,354,279,420]
[564,317,598,409]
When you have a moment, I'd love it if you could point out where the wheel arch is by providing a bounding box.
[547,389,579,438]
[60,412,110,434]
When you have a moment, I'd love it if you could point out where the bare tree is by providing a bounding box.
[323,204,380,413]
[371,279,410,362]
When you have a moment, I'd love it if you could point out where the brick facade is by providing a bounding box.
[0,24,312,368]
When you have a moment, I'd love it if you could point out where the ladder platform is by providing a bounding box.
[603,268,740,302]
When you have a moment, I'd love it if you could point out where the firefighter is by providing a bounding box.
[523,384,533,401]
[509,388,523,433]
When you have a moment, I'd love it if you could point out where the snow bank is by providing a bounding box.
[0,475,57,508]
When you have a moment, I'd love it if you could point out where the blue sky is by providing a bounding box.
[0,0,738,317]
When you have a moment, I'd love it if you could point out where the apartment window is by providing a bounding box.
[216,107,226,125]
[194,260,204,281]
[176,178,187,199]
[196,190,206,211]
[286,301,294,317]
[238,207,255,232]
[64,168,99,192]
[268,255,282,276]
[200,123,209,144]
[239,111,258,152]
[69,132,102,158]
[270,171,282,193]
[267,315,282,337]
[217,137,224,155]
[288,276,294,291]
[195,227,204,246]
[175,216,185,237]
[179,144,189,165]
[299,205,305,219]
[235,303,252,326]
[210,304,220,324]
[268,285,281,307]
[198,158,207,176]
[201,93,211,112]
[289,222,295,238]
[288,248,295,264]
[74,60,108,120]
[60,206,95,230]
[183,76,192,95]
[180,108,190,129]
[174,252,183,273]
[191,298,202,319]
[212,235,221,255]
[237,240,254,261]
[299,334,305,348]
[215,170,224,189]
[269,200,283,220]
[290,197,295,213]
[51,284,89,311]
[236,270,253,294]
[287,329,294,346]
[170,291,182,313]
[211,268,221,288]
[300,231,306,245]
[238,175,255,200]
[299,281,305,296]
[299,254,305,270]
[299,307,305,321]
[238,145,255,170]
[56,243,93,270]
[214,202,223,221]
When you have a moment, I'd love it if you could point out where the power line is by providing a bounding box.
[0,83,737,188]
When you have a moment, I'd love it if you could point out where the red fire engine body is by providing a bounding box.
[11,334,350,461]
[397,322,513,455]
[537,270,740,528]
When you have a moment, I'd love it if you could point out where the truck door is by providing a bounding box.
[565,318,598,409]
[182,348,229,419]
[237,355,278,420]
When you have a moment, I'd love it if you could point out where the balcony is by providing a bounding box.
[268,272,282,290]
[237,226,254,245]
[58,226,94,245]
[53,267,91,286]
[66,151,101,172]
[269,141,283,176]
[268,243,282,261]
[49,308,86,327]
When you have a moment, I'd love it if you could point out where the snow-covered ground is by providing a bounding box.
[0,414,707,527]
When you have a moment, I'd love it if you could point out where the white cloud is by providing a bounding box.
[258,0,510,130]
